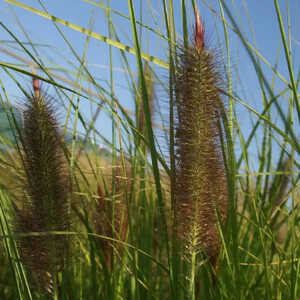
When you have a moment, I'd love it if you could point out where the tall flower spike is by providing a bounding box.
[94,160,129,272]
[174,7,228,275]
[15,78,70,294]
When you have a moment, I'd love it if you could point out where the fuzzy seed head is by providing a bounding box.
[93,161,129,271]
[174,9,228,269]
[15,80,71,293]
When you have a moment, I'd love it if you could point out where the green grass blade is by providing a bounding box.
[274,0,300,121]
[5,0,168,69]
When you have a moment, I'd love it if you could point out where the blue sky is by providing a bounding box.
[0,0,299,167]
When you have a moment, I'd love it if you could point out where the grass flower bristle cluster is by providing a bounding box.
[174,8,228,270]
[14,78,71,293]
[94,160,129,271]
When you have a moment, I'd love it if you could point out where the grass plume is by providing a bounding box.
[14,78,71,294]
[94,160,129,272]
[173,8,228,274]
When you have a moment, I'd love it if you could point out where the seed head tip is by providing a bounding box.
[32,77,40,91]
[32,77,40,99]
[194,8,204,51]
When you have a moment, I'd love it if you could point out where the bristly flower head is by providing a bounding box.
[15,77,71,293]
[174,6,228,274]
[93,161,129,272]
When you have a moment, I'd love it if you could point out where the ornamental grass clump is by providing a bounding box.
[174,8,228,271]
[14,78,71,294]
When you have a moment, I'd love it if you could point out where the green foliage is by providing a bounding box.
[0,1,298,299]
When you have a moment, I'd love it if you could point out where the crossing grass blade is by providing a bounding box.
[5,0,169,69]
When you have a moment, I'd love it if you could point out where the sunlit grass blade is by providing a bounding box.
[5,0,168,69]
